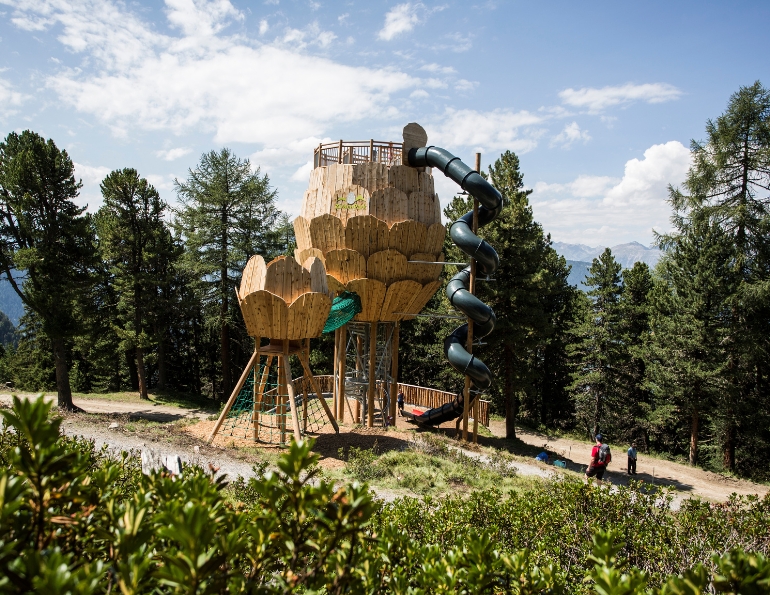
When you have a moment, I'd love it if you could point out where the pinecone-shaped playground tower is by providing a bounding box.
[208,123,502,445]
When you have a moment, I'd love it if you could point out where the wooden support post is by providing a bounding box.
[282,354,303,443]
[338,325,347,422]
[369,139,374,162]
[390,322,399,424]
[462,152,481,443]
[207,349,260,443]
[302,340,310,433]
[299,352,339,433]
[355,335,362,423]
[338,139,343,164]
[278,341,287,445]
[332,327,339,420]
[254,355,273,441]
[367,322,378,427]
[251,336,261,441]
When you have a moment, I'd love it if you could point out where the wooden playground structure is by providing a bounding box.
[207,124,487,446]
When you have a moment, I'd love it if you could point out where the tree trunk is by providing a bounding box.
[156,329,167,390]
[127,350,139,391]
[136,347,149,400]
[689,405,699,466]
[52,338,76,411]
[221,320,230,401]
[504,341,516,439]
[723,420,736,471]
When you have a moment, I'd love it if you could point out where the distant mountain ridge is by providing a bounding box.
[553,241,662,270]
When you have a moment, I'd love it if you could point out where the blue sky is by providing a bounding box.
[0,0,767,246]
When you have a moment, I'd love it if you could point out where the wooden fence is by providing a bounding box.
[314,140,403,168]
[292,375,489,427]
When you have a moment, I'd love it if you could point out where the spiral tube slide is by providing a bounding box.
[403,147,502,426]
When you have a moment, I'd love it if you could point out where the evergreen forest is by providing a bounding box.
[1,82,769,482]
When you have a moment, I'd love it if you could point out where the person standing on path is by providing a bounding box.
[397,391,405,416]
[585,434,611,485]
[627,442,638,475]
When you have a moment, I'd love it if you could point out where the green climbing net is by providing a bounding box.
[322,291,362,333]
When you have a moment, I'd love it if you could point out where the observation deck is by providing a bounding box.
[313,140,403,168]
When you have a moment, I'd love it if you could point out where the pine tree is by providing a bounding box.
[567,248,624,438]
[174,149,279,398]
[667,81,770,471]
[0,131,95,410]
[96,169,174,399]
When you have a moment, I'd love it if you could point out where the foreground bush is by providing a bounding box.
[0,396,768,594]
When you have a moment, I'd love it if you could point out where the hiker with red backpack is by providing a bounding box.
[585,434,611,484]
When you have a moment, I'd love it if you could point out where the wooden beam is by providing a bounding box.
[338,324,347,422]
[299,352,339,433]
[367,322,378,427]
[278,342,287,446]
[390,322,399,424]
[332,327,339,419]
[283,354,303,443]
[254,355,273,441]
[207,349,259,443]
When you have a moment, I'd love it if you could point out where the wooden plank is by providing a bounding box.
[283,354,303,443]
[326,274,345,294]
[401,280,442,319]
[295,247,324,265]
[263,256,311,303]
[406,252,444,283]
[207,349,259,443]
[370,187,409,225]
[331,184,369,225]
[293,216,312,254]
[324,248,366,284]
[309,214,345,254]
[389,220,430,258]
[278,343,287,445]
[426,223,446,254]
[338,324,347,422]
[287,292,331,339]
[299,351,339,433]
[347,278,386,322]
[240,290,288,338]
[380,280,422,321]
[302,255,328,295]
[367,322,377,427]
[390,322,399,422]
[344,215,388,258]
[367,249,407,286]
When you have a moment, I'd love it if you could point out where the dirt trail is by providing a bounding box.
[489,421,769,504]
[0,392,211,422]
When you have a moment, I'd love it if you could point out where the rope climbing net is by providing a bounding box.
[322,291,362,334]
[219,355,332,446]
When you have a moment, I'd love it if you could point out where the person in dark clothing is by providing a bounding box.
[627,442,638,475]
[397,391,405,415]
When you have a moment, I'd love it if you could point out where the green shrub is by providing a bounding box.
[0,396,768,594]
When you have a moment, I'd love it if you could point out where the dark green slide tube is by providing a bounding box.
[403,147,502,426]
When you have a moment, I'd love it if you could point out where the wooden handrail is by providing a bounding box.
[291,375,490,427]
[313,140,404,169]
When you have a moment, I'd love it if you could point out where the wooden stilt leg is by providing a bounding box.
[254,355,272,442]
[390,322,399,425]
[338,324,347,422]
[473,398,479,443]
[283,354,302,443]
[278,343,287,446]
[367,322,378,427]
[299,352,339,433]
[355,336,362,423]
[332,328,339,420]
[207,349,259,443]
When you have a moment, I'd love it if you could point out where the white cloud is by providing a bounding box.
[531,141,692,245]
[550,121,590,148]
[6,0,416,148]
[258,19,268,34]
[428,107,546,153]
[0,77,26,118]
[291,161,313,182]
[410,89,429,99]
[156,147,192,161]
[454,79,477,92]
[559,83,682,113]
[74,162,111,186]
[378,3,421,41]
[420,63,456,75]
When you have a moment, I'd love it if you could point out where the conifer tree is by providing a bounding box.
[96,169,174,399]
[0,131,95,410]
[568,248,624,438]
[174,149,279,398]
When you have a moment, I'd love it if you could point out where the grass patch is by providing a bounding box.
[334,433,537,497]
